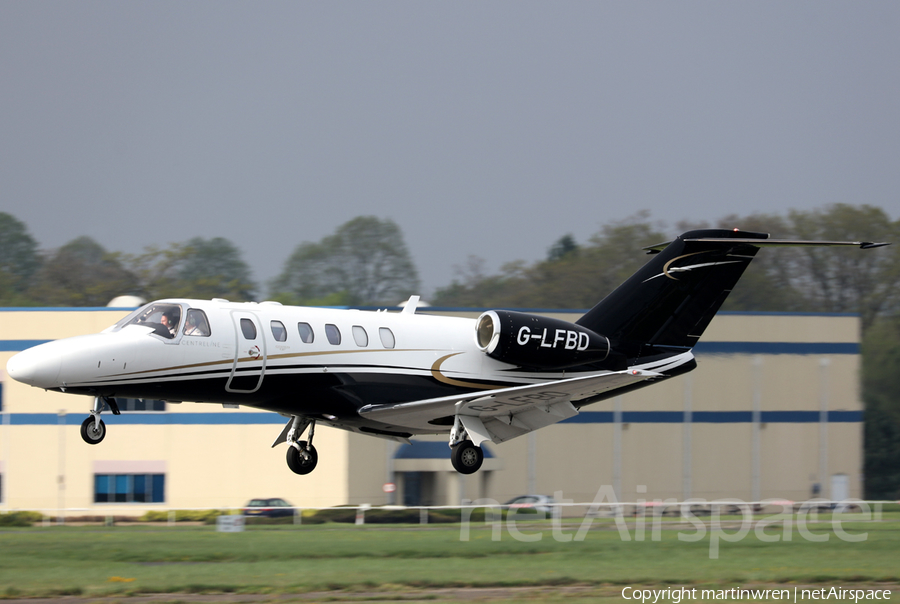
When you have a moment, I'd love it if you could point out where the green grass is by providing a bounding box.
[0,514,899,599]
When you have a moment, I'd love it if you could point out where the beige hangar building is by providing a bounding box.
[0,306,863,515]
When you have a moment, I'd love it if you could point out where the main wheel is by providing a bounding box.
[80,416,106,444]
[286,441,318,475]
[450,440,484,474]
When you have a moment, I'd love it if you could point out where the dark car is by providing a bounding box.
[241,498,295,518]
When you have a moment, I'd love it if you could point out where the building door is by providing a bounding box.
[831,473,849,502]
[403,472,422,506]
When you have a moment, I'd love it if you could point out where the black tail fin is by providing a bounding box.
[576,229,766,353]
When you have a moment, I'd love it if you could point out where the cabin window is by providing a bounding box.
[352,325,368,347]
[379,327,396,349]
[271,320,287,342]
[94,473,165,503]
[240,318,257,340]
[325,324,341,345]
[297,322,314,343]
[184,309,211,337]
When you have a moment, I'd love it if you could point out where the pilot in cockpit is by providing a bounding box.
[159,311,178,338]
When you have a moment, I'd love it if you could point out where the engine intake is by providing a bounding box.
[475,310,612,370]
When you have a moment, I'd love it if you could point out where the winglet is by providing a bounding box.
[401,295,420,315]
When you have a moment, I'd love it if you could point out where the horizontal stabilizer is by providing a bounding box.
[644,238,890,254]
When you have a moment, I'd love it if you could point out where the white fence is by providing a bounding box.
[3,498,897,527]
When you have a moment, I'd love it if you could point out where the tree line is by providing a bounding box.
[0,214,420,308]
[1,205,898,498]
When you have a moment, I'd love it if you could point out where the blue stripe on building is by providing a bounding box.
[563,410,862,424]
[0,340,51,351]
[692,342,858,355]
[693,411,754,423]
[395,441,495,459]
[1,410,864,425]
[8,412,286,426]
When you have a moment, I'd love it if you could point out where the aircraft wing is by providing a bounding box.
[358,369,661,445]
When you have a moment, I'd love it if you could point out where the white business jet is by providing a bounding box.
[6,229,888,475]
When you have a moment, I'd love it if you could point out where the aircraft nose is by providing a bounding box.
[6,343,62,388]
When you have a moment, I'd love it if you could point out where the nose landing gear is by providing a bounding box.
[80,397,120,445]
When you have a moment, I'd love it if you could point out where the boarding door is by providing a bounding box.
[226,311,266,393]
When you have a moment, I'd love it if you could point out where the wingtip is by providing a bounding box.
[860,242,891,249]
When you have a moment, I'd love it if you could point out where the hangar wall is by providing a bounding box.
[0,307,862,514]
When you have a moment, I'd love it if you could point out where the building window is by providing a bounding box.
[271,320,287,342]
[0,381,3,412]
[240,318,257,339]
[325,324,341,345]
[352,325,368,347]
[102,398,166,413]
[297,322,314,343]
[94,473,165,503]
[379,327,396,349]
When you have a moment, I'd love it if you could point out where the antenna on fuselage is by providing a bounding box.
[400,295,420,315]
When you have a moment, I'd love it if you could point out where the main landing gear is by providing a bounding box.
[80,396,120,445]
[448,415,484,474]
[284,417,319,475]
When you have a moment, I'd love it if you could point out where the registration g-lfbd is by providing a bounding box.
[6,229,888,475]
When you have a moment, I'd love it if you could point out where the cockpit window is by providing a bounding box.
[117,303,183,340]
[183,309,211,337]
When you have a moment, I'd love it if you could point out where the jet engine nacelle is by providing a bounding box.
[475,310,611,369]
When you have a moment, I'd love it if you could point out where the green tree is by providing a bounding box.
[0,212,41,304]
[271,217,420,306]
[29,237,140,306]
[432,213,666,309]
[715,212,810,312]
[133,238,256,301]
[785,204,900,330]
[547,234,579,262]
[861,316,900,499]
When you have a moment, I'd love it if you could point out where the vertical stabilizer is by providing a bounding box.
[576,229,766,354]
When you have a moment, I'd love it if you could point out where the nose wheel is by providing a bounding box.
[80,416,106,444]
[80,397,118,445]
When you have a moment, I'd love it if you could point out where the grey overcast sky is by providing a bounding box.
[1,2,898,297]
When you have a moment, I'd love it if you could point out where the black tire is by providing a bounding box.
[80,416,106,445]
[286,441,318,475]
[451,440,484,474]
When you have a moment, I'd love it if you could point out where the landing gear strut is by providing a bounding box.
[448,414,484,474]
[80,396,120,445]
[285,417,318,475]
